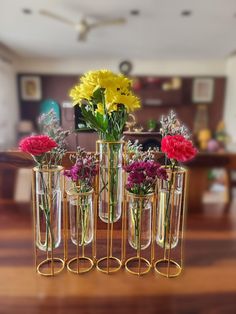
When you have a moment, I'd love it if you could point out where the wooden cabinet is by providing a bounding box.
[17,74,226,151]
[133,76,183,106]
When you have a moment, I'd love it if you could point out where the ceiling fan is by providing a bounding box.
[39,9,126,41]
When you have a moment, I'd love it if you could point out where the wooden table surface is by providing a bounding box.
[0,151,236,313]
[1,150,236,212]
[0,201,236,314]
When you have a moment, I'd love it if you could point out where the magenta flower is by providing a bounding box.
[124,160,167,195]
[64,154,98,192]
[157,167,168,181]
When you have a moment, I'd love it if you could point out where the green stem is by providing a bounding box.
[99,143,121,223]
[81,195,89,246]
[39,171,55,251]
[163,162,176,249]
[109,147,115,222]
[133,199,145,250]
[134,203,140,249]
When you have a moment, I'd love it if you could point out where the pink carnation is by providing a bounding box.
[161,135,197,162]
[19,135,57,156]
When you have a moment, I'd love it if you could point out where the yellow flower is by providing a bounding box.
[106,102,118,113]
[69,69,140,113]
[104,88,117,105]
[69,84,94,105]
[115,75,132,94]
[81,69,116,90]
[113,94,141,112]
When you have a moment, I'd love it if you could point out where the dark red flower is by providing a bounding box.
[128,171,146,184]
[64,156,98,187]
[19,135,57,156]
[145,161,161,178]
[124,160,166,194]
[157,167,168,181]
[124,161,146,173]
[161,135,197,162]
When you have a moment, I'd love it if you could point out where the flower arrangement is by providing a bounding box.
[124,140,166,195]
[64,147,98,193]
[19,111,70,252]
[19,109,70,168]
[160,110,197,165]
[70,69,141,141]
[125,161,167,195]
[124,143,167,251]
[158,111,197,249]
[70,70,140,224]
[64,148,98,247]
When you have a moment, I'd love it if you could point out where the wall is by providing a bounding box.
[0,55,19,149]
[19,74,78,125]
[15,57,226,76]
[224,56,236,144]
[16,56,233,147]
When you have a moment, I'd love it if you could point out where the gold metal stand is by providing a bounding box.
[124,192,156,276]
[32,166,66,276]
[96,140,125,274]
[154,167,188,278]
[66,188,95,274]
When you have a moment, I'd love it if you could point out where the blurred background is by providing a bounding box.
[0,0,235,208]
[1,1,236,313]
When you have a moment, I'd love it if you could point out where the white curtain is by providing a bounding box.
[0,58,19,149]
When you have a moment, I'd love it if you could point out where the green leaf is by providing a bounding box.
[95,111,108,130]
[93,87,103,103]
[81,104,106,133]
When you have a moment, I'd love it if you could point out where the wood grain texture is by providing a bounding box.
[1,151,235,168]
[0,151,74,169]
[0,201,236,314]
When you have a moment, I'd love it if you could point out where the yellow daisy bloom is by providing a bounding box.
[113,94,141,112]
[69,69,141,113]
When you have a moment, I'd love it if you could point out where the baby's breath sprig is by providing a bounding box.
[125,140,160,165]
[160,110,190,139]
[38,109,71,167]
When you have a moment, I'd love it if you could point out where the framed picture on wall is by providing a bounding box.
[192,78,214,103]
[20,76,42,101]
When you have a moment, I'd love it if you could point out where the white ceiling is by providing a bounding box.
[0,0,236,59]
